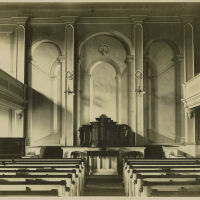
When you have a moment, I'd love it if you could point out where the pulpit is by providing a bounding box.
[79,114,135,148]
[78,115,135,175]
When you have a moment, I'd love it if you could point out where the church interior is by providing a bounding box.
[1,1,200,197]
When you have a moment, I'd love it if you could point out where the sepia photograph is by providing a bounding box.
[0,0,200,198]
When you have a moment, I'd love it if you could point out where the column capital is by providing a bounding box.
[180,15,197,24]
[129,15,147,24]
[115,72,121,79]
[87,72,92,78]
[125,55,134,64]
[186,107,195,119]
[172,54,184,63]
[75,56,82,65]
[60,16,78,26]
[11,17,28,26]
[28,56,33,64]
[58,55,66,64]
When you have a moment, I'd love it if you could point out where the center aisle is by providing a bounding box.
[83,175,125,196]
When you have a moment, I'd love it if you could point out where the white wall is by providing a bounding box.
[31,41,62,145]
[80,35,128,125]
[146,41,177,144]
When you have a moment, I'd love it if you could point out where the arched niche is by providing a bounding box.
[89,61,119,121]
[78,31,134,56]
[144,39,181,144]
[31,41,62,145]
[78,34,128,127]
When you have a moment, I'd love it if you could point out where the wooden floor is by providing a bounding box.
[83,175,126,196]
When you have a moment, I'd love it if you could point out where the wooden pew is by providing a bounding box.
[0,174,75,196]
[0,165,83,195]
[124,159,200,196]
[141,180,200,197]
[123,159,197,192]
[0,163,84,193]
[0,158,85,171]
[0,158,85,196]
[123,159,200,175]
[124,163,200,196]
[134,174,200,197]
[0,180,70,196]
[130,170,200,196]
[0,169,78,196]
[125,164,200,190]
[0,158,85,180]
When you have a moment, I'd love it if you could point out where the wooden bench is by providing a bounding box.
[124,159,200,196]
[0,158,85,196]
[141,180,200,197]
[0,163,85,193]
[134,173,200,196]
[129,167,200,196]
[125,164,200,195]
[0,169,79,196]
[0,174,75,196]
[0,180,70,196]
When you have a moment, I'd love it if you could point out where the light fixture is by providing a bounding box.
[66,71,74,80]
[64,87,75,95]
[135,70,145,95]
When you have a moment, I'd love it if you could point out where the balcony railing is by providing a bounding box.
[0,69,26,109]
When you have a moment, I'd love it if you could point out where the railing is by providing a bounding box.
[182,73,200,108]
[0,69,26,109]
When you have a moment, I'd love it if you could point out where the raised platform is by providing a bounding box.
[26,146,146,158]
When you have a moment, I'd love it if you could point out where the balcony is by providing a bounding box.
[0,69,26,109]
[182,73,200,109]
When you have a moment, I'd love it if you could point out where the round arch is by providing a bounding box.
[144,38,181,57]
[88,59,122,122]
[50,58,62,78]
[87,57,122,76]
[78,31,134,56]
[31,40,62,56]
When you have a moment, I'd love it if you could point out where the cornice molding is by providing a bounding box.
[0,18,14,25]
[0,15,198,26]
[0,17,28,25]
[30,17,63,24]
[145,16,182,23]
[11,17,28,26]
[60,16,78,25]
[77,17,132,24]
[180,15,198,24]
[11,15,200,25]
[30,16,78,24]
[130,15,147,23]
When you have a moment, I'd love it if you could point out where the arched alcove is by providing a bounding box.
[144,39,180,144]
[90,61,117,121]
[78,34,128,127]
[31,41,62,145]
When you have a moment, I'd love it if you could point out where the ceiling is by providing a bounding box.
[0,2,199,18]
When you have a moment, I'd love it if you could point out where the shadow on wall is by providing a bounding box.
[133,133,147,146]
[31,87,72,146]
[147,129,176,144]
